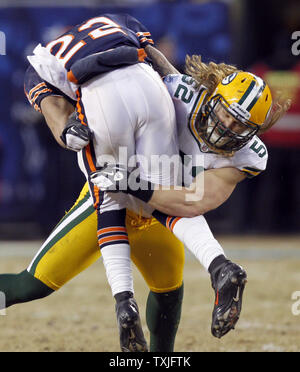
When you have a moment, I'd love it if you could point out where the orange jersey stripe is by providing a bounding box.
[84,142,100,207]
[170,217,181,232]
[76,89,88,126]
[166,216,172,230]
[93,185,100,209]
[28,82,46,100]
[98,226,127,235]
[137,48,147,62]
[31,88,52,104]
[98,235,129,245]
[67,70,78,84]
[85,144,97,173]
[136,32,151,37]
[33,103,41,113]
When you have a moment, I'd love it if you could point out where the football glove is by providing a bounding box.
[90,163,154,202]
[60,112,93,152]
[90,163,129,192]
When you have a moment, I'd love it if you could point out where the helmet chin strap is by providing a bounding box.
[201,136,235,157]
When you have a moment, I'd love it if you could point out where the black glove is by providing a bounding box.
[90,163,154,203]
[60,112,93,152]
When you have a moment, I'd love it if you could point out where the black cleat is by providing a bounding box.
[116,296,148,352]
[210,261,247,339]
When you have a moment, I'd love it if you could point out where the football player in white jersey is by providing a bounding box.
[88,49,290,337]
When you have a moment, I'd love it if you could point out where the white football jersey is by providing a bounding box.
[164,74,268,182]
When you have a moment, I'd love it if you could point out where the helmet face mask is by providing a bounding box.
[195,71,272,155]
[199,95,259,153]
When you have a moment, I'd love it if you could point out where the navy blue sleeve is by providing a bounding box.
[68,45,147,85]
[24,65,76,111]
[124,14,154,48]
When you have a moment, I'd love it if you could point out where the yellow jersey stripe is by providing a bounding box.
[189,89,207,143]
[241,168,261,177]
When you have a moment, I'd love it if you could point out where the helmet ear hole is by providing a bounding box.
[241,78,246,83]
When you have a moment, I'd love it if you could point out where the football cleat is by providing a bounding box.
[210,261,247,338]
[116,296,148,352]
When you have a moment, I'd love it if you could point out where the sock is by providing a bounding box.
[0,270,53,309]
[152,210,182,232]
[101,244,133,296]
[172,215,226,271]
[98,209,134,297]
[146,284,184,352]
[152,211,226,271]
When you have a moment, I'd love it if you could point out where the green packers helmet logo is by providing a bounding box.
[221,72,237,85]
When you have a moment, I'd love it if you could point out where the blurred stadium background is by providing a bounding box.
[0,0,300,352]
[0,0,300,237]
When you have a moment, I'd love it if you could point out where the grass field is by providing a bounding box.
[0,236,300,352]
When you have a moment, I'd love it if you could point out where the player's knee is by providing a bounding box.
[13,270,54,305]
[150,272,184,294]
[149,283,184,310]
[159,283,184,305]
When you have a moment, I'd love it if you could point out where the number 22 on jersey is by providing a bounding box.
[46,17,126,67]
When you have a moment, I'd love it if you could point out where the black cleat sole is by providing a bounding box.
[116,297,148,352]
[120,320,148,352]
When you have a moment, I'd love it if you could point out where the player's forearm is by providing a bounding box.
[91,165,244,217]
[145,45,179,77]
[149,189,200,217]
[148,187,217,217]
[40,96,75,148]
[149,169,244,217]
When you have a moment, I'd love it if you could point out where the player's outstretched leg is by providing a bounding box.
[209,256,247,338]
[115,291,148,352]
[0,270,54,309]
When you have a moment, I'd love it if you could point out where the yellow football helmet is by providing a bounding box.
[197,71,272,154]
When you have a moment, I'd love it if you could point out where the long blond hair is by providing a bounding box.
[184,54,291,134]
[258,94,292,135]
[185,54,239,95]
